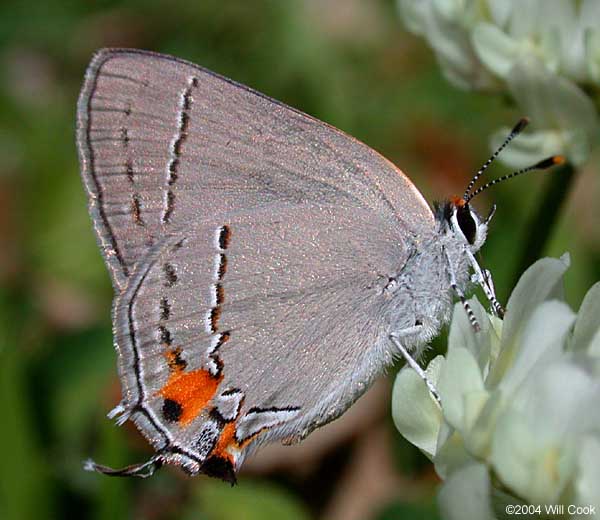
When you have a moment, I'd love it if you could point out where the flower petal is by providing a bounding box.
[502,0,541,38]
[397,0,431,36]
[491,406,576,504]
[574,0,600,83]
[448,297,497,373]
[502,56,599,166]
[438,463,496,520]
[571,282,600,355]
[434,423,470,480]
[498,300,575,396]
[514,361,600,439]
[472,22,520,79]
[438,347,484,432]
[428,16,487,90]
[398,0,496,91]
[489,127,583,168]
[486,0,513,27]
[487,255,569,388]
[431,0,469,21]
[575,436,600,513]
[491,360,598,504]
[585,28,600,85]
[391,355,444,458]
[464,389,504,460]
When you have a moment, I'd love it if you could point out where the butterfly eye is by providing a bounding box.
[456,205,477,245]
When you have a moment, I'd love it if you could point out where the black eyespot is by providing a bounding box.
[456,205,477,245]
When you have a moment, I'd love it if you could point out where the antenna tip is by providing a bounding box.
[534,155,566,169]
[513,117,530,133]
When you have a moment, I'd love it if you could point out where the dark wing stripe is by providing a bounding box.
[162,76,198,224]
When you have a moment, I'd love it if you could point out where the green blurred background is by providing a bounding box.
[1,1,598,519]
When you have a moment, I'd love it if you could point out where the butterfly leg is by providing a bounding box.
[442,247,480,332]
[484,203,497,226]
[389,330,440,403]
[482,268,504,316]
[465,249,504,317]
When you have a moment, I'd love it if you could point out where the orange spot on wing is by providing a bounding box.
[217,421,264,459]
[213,421,238,464]
[158,369,222,425]
[210,419,257,466]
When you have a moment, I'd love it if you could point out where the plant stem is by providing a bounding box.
[511,162,577,288]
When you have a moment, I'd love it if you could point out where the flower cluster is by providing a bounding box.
[397,0,600,166]
[392,256,600,518]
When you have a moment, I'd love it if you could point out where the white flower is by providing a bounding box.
[392,256,600,518]
[397,0,600,166]
[397,0,498,90]
[491,56,598,167]
[587,28,600,84]
[471,0,600,85]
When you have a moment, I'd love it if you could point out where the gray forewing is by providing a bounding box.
[76,48,433,290]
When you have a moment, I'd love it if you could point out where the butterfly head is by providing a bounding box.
[438,196,488,252]
[436,118,564,253]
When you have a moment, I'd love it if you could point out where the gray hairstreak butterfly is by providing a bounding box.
[77,49,563,483]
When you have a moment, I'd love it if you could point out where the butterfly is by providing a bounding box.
[77,49,562,482]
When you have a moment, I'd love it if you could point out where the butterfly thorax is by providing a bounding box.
[383,199,488,355]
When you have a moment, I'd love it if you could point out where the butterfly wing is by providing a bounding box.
[77,49,433,290]
[76,49,436,479]
[113,202,408,479]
